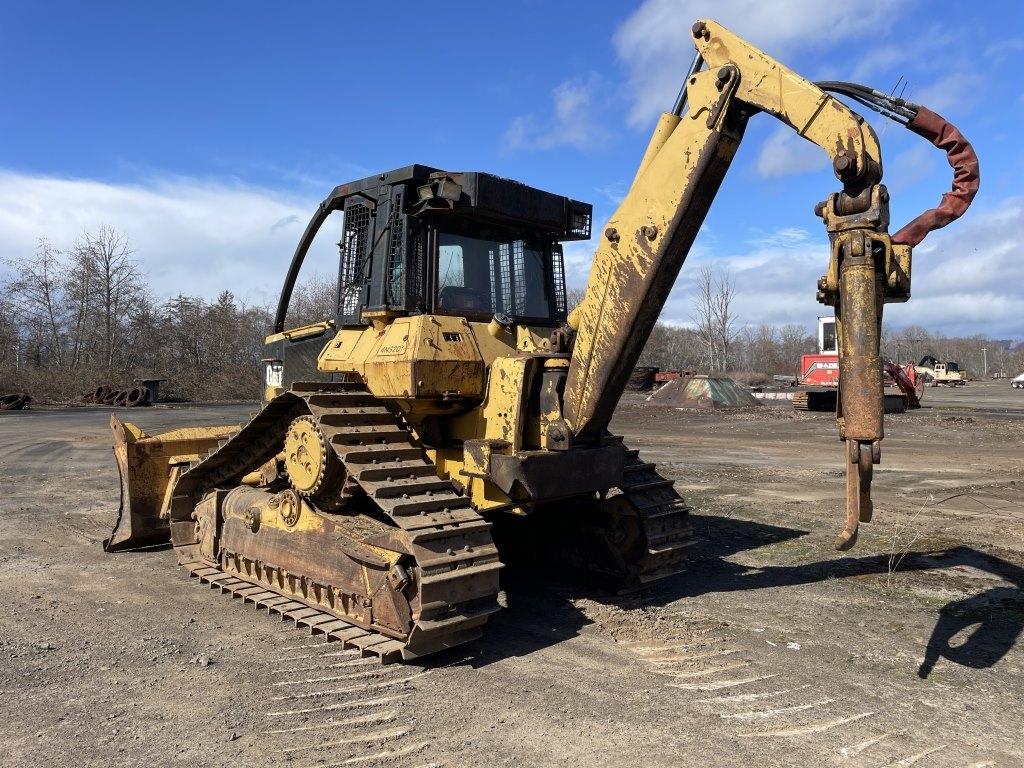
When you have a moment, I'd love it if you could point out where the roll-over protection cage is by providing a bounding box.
[273,164,593,333]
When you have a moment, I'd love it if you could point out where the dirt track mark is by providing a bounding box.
[263,639,434,766]
[624,636,1005,767]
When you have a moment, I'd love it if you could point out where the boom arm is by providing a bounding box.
[562,19,920,550]
[564,19,884,441]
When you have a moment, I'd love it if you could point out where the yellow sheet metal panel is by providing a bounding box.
[480,356,535,449]
[264,320,334,345]
[319,328,372,366]
[409,316,485,398]
[105,417,238,551]
[376,318,412,358]
[319,316,557,404]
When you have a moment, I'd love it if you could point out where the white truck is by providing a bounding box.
[1012,373,1024,390]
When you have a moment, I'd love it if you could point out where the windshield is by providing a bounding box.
[437,232,565,321]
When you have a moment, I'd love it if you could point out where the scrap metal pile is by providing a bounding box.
[81,385,153,408]
[0,393,31,410]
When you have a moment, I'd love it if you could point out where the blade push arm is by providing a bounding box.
[561,19,899,549]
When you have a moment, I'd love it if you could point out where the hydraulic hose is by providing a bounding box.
[817,81,980,248]
[891,106,980,246]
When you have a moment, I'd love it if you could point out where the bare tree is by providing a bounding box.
[692,265,718,370]
[5,239,66,367]
[712,268,739,370]
[63,242,96,367]
[0,294,18,368]
[285,271,337,328]
[77,227,144,367]
[690,264,738,372]
[565,286,587,313]
[0,220,1018,401]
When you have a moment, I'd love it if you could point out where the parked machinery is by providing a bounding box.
[796,317,923,413]
[104,20,978,660]
[916,355,966,386]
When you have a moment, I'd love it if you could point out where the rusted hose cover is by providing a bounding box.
[892,106,980,247]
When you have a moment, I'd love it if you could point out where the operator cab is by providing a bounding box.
[323,164,591,328]
[267,165,592,389]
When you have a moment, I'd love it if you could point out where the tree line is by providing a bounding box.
[1,229,332,401]
[1,228,1020,402]
[642,264,1024,382]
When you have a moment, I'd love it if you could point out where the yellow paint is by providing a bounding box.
[564,18,888,439]
[364,544,401,568]
[263,320,334,345]
[113,418,238,523]
[283,418,324,493]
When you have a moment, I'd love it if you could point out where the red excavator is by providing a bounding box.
[884,359,925,409]
[796,317,923,412]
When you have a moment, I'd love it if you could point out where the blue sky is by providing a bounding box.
[2,0,1022,338]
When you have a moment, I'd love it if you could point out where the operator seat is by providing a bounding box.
[439,286,486,313]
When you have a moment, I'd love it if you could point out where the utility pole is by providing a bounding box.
[982,347,988,377]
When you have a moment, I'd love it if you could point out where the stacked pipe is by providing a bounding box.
[81,385,152,407]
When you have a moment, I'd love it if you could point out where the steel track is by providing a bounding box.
[172,382,501,661]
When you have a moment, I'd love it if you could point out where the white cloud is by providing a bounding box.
[654,200,1024,339]
[904,197,1024,337]
[562,236,600,287]
[909,72,986,114]
[614,0,907,127]
[850,25,953,82]
[745,227,810,248]
[662,227,828,329]
[985,37,1024,62]
[0,171,341,306]
[755,127,830,178]
[886,142,938,192]
[503,75,607,152]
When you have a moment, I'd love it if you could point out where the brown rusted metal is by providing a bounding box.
[836,440,874,550]
[626,367,658,391]
[82,385,152,407]
[0,393,31,410]
[832,230,885,550]
[836,232,884,443]
[814,178,899,550]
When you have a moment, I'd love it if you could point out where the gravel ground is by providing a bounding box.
[1,380,1021,767]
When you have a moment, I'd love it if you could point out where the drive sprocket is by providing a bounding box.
[283,415,348,509]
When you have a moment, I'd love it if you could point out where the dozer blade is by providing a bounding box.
[104,415,238,552]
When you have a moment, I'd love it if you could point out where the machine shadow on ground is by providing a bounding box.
[432,514,1024,677]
